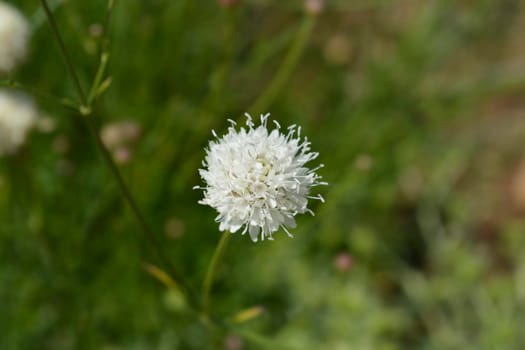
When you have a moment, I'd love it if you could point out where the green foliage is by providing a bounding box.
[2,0,525,348]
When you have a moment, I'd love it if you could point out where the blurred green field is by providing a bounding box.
[2,0,525,349]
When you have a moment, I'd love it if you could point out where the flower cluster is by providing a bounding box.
[0,1,29,73]
[195,113,326,242]
[0,90,38,155]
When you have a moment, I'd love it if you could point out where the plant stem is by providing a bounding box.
[39,0,87,106]
[39,0,197,309]
[202,231,231,310]
[248,13,316,115]
[83,117,195,304]
[88,52,110,104]
[0,79,79,111]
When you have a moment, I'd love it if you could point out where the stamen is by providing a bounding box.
[244,113,254,128]
[282,225,294,238]
[261,113,270,126]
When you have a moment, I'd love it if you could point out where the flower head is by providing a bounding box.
[0,90,38,155]
[195,113,327,242]
[0,1,30,73]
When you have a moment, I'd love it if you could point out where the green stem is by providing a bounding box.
[88,52,110,104]
[32,0,66,31]
[83,117,195,304]
[248,13,316,115]
[39,0,87,106]
[202,231,231,310]
[39,0,197,309]
[0,79,79,111]
[100,0,116,53]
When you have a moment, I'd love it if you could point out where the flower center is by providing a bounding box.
[255,156,272,176]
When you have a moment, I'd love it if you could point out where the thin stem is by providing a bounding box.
[99,0,116,54]
[0,79,79,111]
[39,0,87,105]
[84,117,195,302]
[32,0,66,31]
[39,0,198,309]
[88,52,110,104]
[248,13,316,115]
[202,231,231,310]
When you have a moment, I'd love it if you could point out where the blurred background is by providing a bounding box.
[2,0,525,349]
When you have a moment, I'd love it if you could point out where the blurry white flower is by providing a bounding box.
[0,1,30,73]
[100,120,142,164]
[334,252,353,273]
[224,334,244,350]
[52,135,70,154]
[0,90,37,155]
[35,115,56,133]
[354,153,373,171]
[100,120,141,150]
[324,34,353,66]
[305,0,324,15]
[113,146,132,164]
[195,113,327,242]
[217,0,239,7]
[164,217,186,240]
[89,23,103,38]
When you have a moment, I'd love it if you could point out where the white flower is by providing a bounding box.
[100,120,142,164]
[0,1,30,73]
[195,113,327,242]
[100,120,142,150]
[0,90,38,155]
